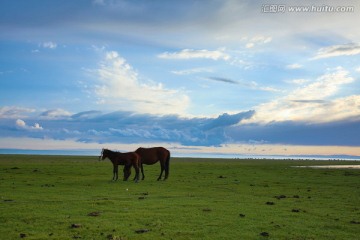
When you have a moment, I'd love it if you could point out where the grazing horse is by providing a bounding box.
[135,147,170,181]
[99,149,140,182]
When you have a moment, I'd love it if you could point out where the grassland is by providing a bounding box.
[0,155,359,240]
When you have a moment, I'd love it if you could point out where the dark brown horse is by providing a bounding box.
[99,149,140,182]
[135,147,170,181]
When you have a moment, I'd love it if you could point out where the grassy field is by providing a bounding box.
[0,155,359,240]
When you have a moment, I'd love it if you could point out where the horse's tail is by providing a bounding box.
[165,150,170,179]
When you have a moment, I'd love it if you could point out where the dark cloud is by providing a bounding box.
[207,77,238,84]
[88,110,255,146]
[0,0,223,35]
[2,109,359,147]
[313,43,360,59]
[0,1,89,28]
[0,110,254,147]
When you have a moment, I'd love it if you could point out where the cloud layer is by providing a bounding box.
[0,109,254,147]
[1,106,359,149]
[158,48,230,61]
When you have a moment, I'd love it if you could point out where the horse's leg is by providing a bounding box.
[164,155,170,180]
[128,166,132,180]
[128,167,131,180]
[115,165,119,181]
[164,161,168,180]
[123,166,127,181]
[123,165,130,181]
[141,163,145,180]
[157,162,164,181]
[164,169,169,180]
[112,165,116,181]
[132,164,141,181]
[124,166,129,181]
[134,165,140,183]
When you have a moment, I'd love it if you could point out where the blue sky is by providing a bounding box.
[1,0,360,157]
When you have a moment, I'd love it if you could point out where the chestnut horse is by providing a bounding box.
[99,149,140,182]
[135,147,170,181]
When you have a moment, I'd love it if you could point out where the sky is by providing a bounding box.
[1,0,360,158]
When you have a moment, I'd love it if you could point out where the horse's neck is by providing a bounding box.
[108,151,116,158]
[106,151,116,162]
[109,151,125,165]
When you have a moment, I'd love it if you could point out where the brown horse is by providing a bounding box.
[135,147,170,181]
[99,149,140,182]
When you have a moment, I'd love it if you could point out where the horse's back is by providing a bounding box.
[135,147,170,163]
[136,147,169,155]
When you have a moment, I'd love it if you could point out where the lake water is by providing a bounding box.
[295,165,360,169]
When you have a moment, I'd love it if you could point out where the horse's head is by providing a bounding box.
[99,148,106,161]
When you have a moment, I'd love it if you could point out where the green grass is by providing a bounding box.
[0,155,359,239]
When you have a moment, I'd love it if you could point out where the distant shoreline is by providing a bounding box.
[0,148,359,161]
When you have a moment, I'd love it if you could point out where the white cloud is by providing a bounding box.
[42,41,57,49]
[285,79,309,85]
[242,67,357,124]
[245,43,254,49]
[33,123,43,130]
[15,119,26,128]
[171,67,213,75]
[158,48,230,61]
[245,36,272,49]
[92,51,190,115]
[291,67,353,100]
[286,63,303,69]
[325,95,360,122]
[40,109,72,119]
[16,119,43,130]
[258,86,281,92]
[105,51,118,60]
[312,43,360,60]
[0,106,35,118]
[246,80,281,92]
[251,36,272,44]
